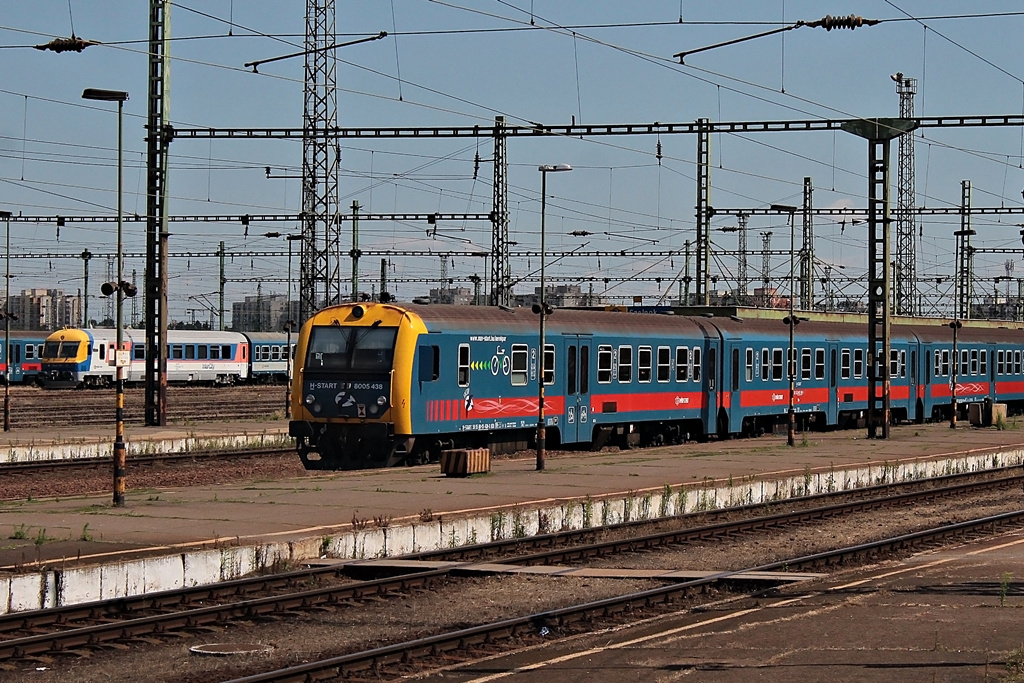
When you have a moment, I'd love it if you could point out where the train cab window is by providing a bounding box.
[417,345,439,382]
[801,349,812,380]
[657,346,671,382]
[745,348,754,382]
[511,344,528,386]
[841,349,851,379]
[970,349,978,375]
[306,325,398,371]
[675,347,689,382]
[981,350,988,375]
[185,345,196,360]
[617,346,632,383]
[815,348,825,380]
[853,349,864,379]
[598,345,613,383]
[960,349,969,376]
[543,344,555,386]
[637,346,652,383]
[692,347,702,382]
[771,348,783,381]
[761,348,769,381]
[457,344,471,387]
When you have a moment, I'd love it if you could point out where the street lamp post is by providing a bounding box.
[534,164,572,471]
[0,210,13,432]
[83,87,129,507]
[949,319,962,428]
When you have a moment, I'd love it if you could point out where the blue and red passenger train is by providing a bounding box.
[288,302,1023,469]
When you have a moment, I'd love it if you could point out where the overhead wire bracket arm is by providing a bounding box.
[674,15,878,63]
[245,31,388,72]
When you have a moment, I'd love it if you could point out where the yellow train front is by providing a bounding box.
[290,302,419,468]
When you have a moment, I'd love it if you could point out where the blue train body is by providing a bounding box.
[288,303,1024,469]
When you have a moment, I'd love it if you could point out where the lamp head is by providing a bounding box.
[538,164,572,173]
[82,88,129,103]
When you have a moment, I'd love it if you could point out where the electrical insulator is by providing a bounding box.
[810,14,878,31]
[34,35,98,53]
[656,139,663,164]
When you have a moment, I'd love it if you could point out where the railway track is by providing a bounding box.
[3,385,288,427]
[0,469,1018,669]
[0,446,294,476]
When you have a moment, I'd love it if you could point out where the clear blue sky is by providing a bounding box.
[3,1,1024,322]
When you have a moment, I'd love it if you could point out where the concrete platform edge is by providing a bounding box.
[1,446,1020,615]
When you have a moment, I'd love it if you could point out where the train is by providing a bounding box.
[0,331,51,385]
[288,302,1024,470]
[39,328,294,388]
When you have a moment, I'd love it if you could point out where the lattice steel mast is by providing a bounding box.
[300,0,340,323]
[894,73,918,315]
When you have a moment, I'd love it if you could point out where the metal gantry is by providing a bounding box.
[799,177,814,310]
[144,0,171,426]
[695,119,712,305]
[955,180,976,320]
[490,117,511,306]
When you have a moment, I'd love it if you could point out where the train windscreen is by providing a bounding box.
[305,325,397,371]
[43,340,81,359]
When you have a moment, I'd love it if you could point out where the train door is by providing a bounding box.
[563,335,591,444]
[702,339,720,435]
[827,342,839,425]
[8,343,21,383]
[726,343,744,434]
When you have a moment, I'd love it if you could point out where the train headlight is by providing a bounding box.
[376,396,387,406]
[305,394,315,405]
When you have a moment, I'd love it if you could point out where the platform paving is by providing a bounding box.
[0,418,1022,614]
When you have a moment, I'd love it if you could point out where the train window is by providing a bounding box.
[900,350,906,378]
[934,350,941,377]
[511,344,528,386]
[841,349,851,379]
[98,344,105,361]
[815,348,825,380]
[940,349,950,376]
[675,347,689,382]
[417,345,439,382]
[853,349,864,379]
[185,345,195,360]
[960,349,969,376]
[543,344,555,385]
[746,348,754,382]
[692,347,702,382]
[761,348,769,381]
[580,346,590,394]
[998,350,1004,375]
[981,349,988,376]
[568,346,577,395]
[195,345,205,360]
[598,345,613,383]
[801,349,812,380]
[457,344,470,387]
[24,344,33,360]
[1016,350,1022,374]
[617,346,632,383]
[173,345,184,360]
[134,344,146,361]
[271,346,282,361]
[657,347,671,382]
[889,349,899,378]
[831,349,837,386]
[210,345,221,360]
[731,348,739,390]
[637,347,652,383]
[970,349,978,375]
[771,348,783,381]
[222,345,232,359]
